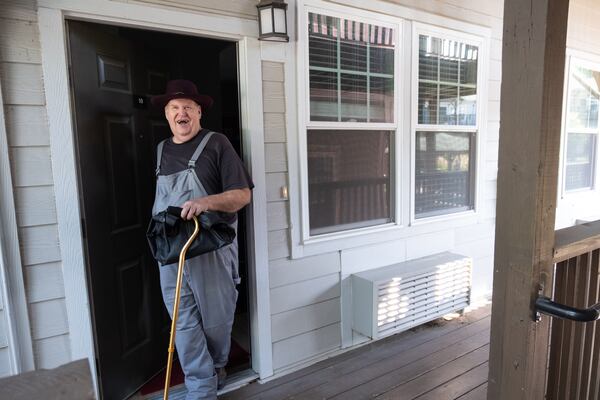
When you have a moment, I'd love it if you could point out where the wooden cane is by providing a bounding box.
[164,215,200,400]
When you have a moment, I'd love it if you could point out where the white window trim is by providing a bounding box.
[410,22,488,225]
[297,3,404,250]
[559,51,600,199]
[291,0,490,258]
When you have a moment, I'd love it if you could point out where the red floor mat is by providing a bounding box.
[139,360,184,396]
[139,340,249,395]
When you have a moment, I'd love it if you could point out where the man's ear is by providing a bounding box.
[164,106,168,119]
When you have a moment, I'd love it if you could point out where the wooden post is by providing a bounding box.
[488,1,570,399]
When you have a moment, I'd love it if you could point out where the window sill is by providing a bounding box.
[291,210,479,258]
[411,208,477,226]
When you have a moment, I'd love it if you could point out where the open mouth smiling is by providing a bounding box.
[176,119,190,125]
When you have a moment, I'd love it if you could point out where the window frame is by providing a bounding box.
[292,0,491,258]
[299,4,403,244]
[410,23,486,224]
[560,54,600,197]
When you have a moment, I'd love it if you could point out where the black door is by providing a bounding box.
[67,20,171,399]
[67,20,248,399]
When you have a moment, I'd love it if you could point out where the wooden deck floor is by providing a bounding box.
[222,303,491,400]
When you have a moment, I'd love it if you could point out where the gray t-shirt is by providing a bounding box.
[158,129,254,222]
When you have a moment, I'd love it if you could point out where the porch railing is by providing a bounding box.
[546,220,600,400]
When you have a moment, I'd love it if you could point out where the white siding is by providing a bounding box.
[272,322,340,371]
[271,298,340,342]
[117,0,258,19]
[267,202,289,232]
[13,186,57,227]
[265,143,288,173]
[0,18,41,64]
[567,0,600,55]
[266,172,288,202]
[270,273,340,315]
[5,105,49,147]
[18,225,61,266]
[0,0,70,371]
[269,252,340,288]
[29,300,69,341]
[24,262,65,303]
[32,334,71,370]
[9,147,54,187]
[263,61,292,264]
[0,63,45,105]
[555,0,600,228]
[268,230,290,260]
[268,0,504,370]
[262,59,344,370]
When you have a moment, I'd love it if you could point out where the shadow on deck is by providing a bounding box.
[222,302,491,400]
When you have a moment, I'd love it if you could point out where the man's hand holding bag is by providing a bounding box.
[146,206,235,265]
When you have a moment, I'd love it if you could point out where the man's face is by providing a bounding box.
[165,98,202,143]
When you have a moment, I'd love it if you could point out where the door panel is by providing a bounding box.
[68,19,250,399]
[68,20,168,399]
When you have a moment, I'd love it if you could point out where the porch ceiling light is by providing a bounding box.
[257,0,289,42]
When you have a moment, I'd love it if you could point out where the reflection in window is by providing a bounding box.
[308,130,393,235]
[415,31,479,219]
[415,132,475,218]
[565,64,600,191]
[418,35,478,126]
[308,12,395,123]
[567,65,599,130]
[565,133,596,191]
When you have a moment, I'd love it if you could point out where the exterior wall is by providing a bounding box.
[262,60,343,370]
[555,0,600,228]
[114,0,258,19]
[0,0,506,381]
[0,0,71,370]
[262,0,503,373]
[1,0,594,385]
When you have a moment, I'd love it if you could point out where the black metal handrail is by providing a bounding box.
[535,296,600,322]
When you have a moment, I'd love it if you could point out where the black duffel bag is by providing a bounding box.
[147,206,236,265]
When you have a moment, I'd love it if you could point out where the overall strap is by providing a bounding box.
[188,131,215,168]
[155,139,167,176]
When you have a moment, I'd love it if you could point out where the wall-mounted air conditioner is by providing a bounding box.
[352,252,471,339]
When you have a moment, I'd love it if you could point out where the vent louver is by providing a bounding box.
[352,252,471,339]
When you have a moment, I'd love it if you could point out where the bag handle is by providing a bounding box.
[166,206,183,218]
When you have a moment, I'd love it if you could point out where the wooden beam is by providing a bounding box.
[488,1,570,399]
[553,220,600,263]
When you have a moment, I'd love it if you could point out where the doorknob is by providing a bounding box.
[535,296,600,322]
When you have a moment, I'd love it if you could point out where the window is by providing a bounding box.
[414,32,479,218]
[298,7,487,248]
[306,11,396,236]
[308,13,395,122]
[564,62,600,192]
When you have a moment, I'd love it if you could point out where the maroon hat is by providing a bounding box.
[151,79,214,110]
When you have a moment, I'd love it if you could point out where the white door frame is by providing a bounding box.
[37,1,273,393]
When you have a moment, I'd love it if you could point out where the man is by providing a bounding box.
[151,79,253,399]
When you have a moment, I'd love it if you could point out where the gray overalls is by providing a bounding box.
[153,132,240,400]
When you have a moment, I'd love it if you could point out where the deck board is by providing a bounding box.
[456,383,488,400]
[327,329,489,400]
[223,304,491,400]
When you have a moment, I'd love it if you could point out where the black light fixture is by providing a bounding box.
[257,0,289,42]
